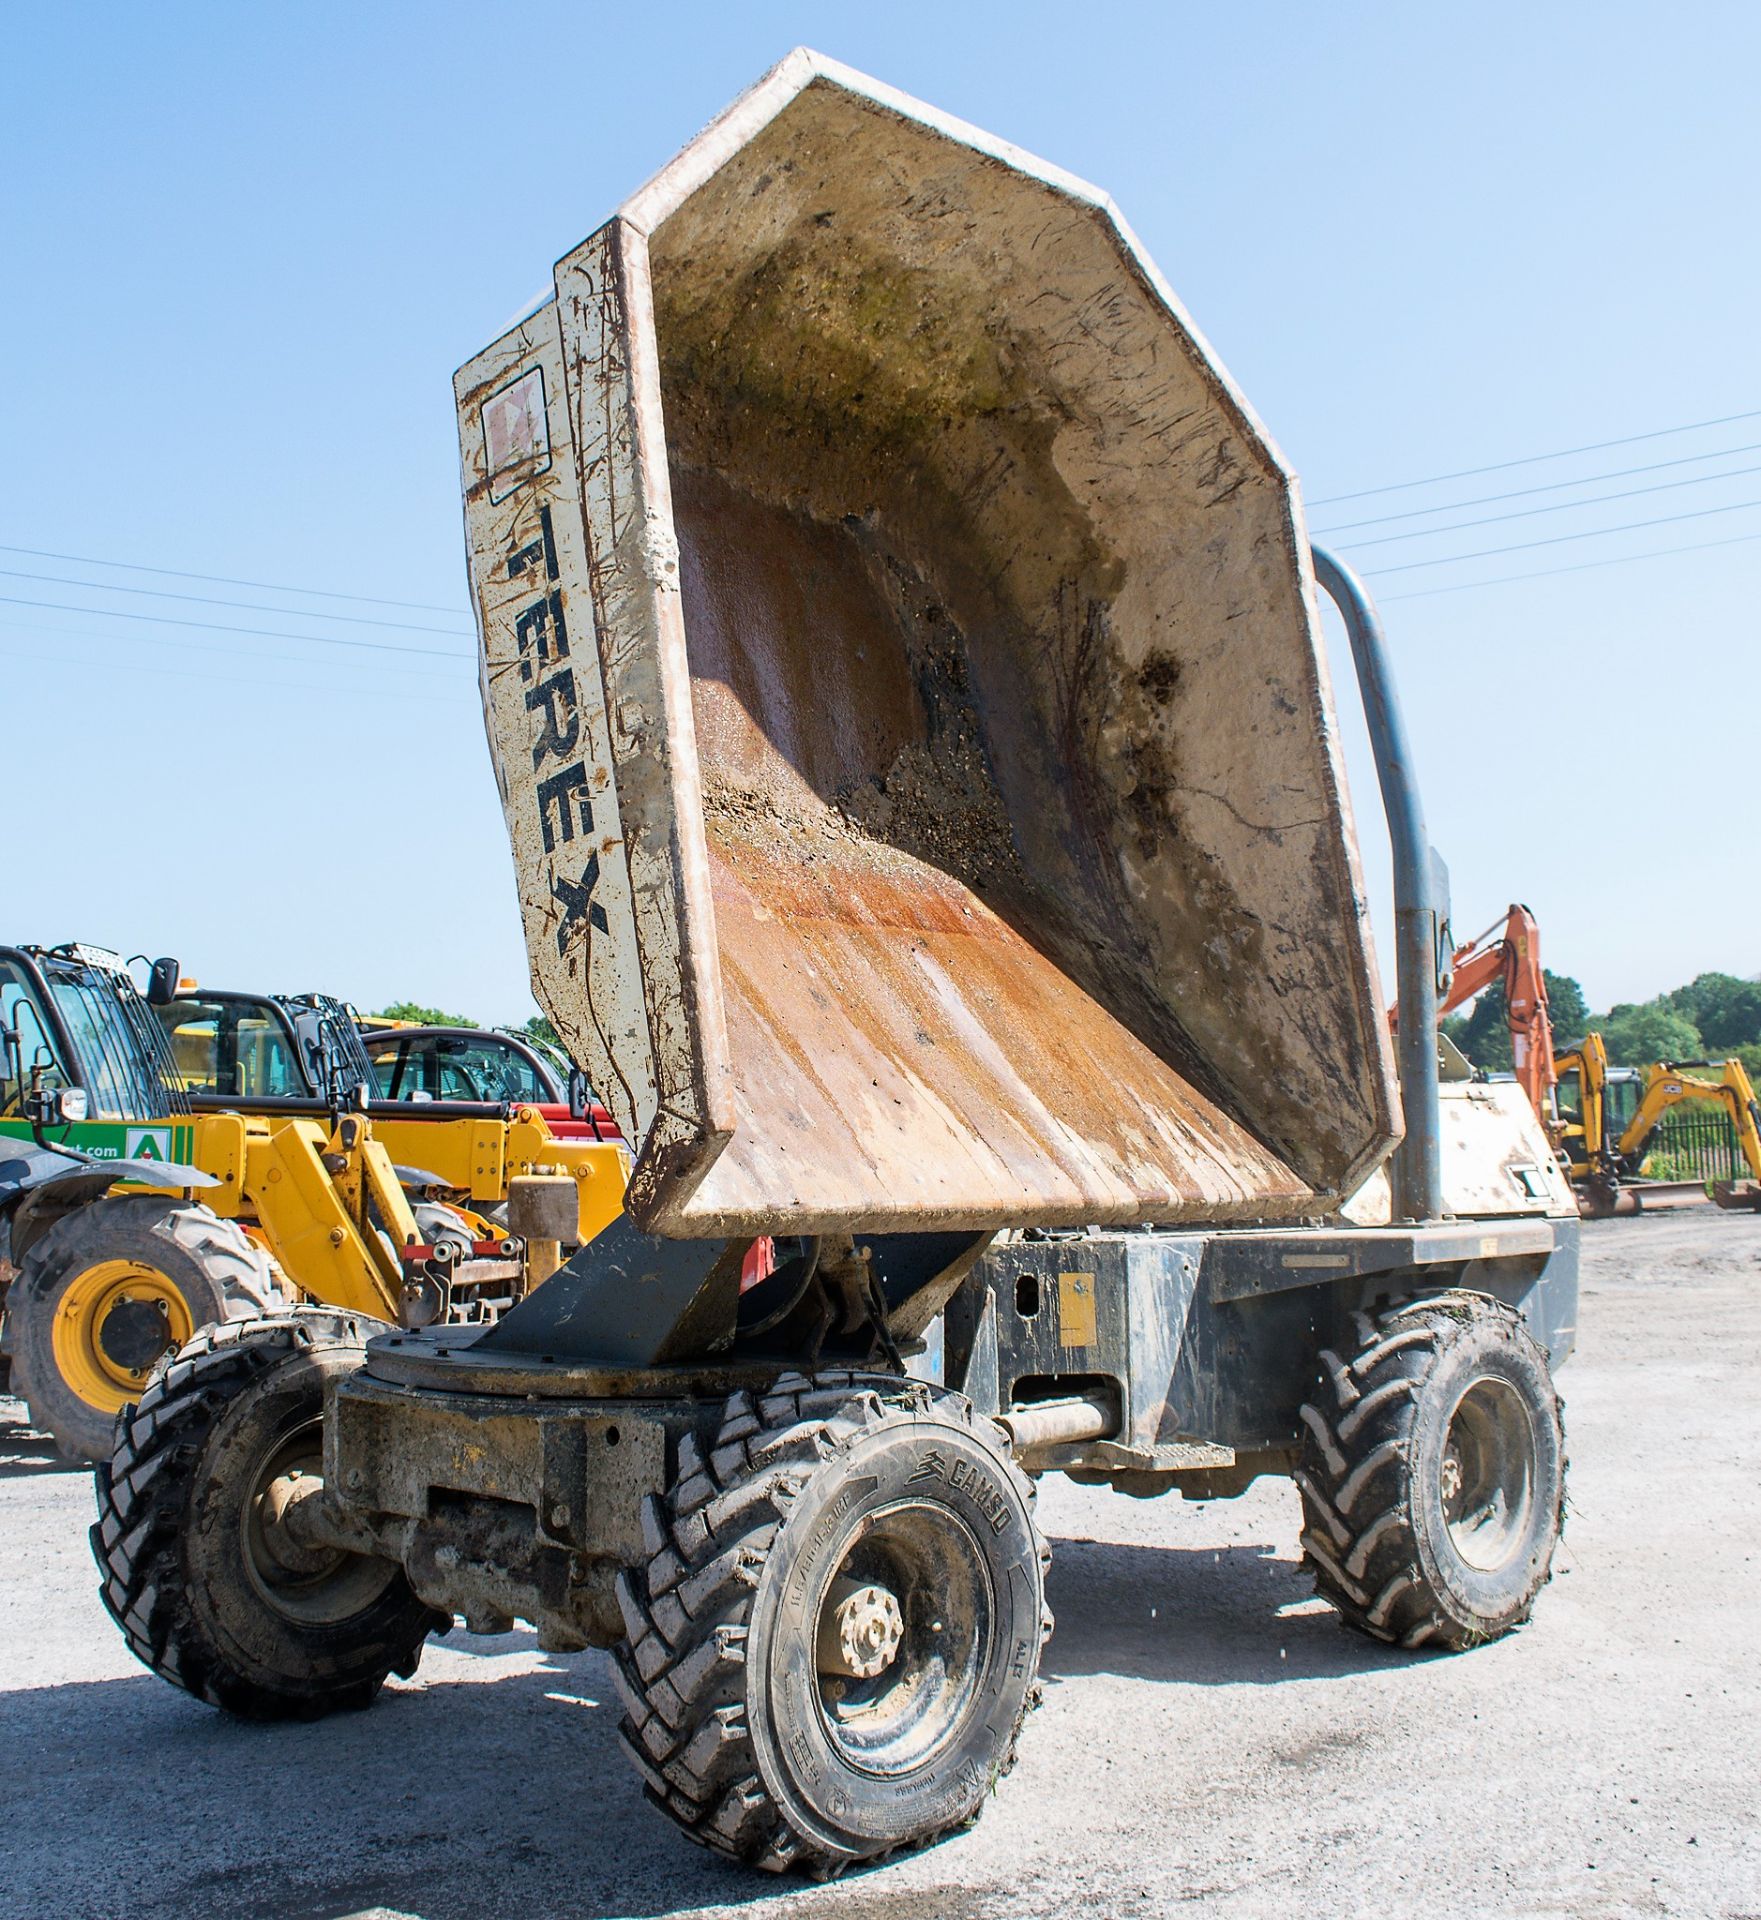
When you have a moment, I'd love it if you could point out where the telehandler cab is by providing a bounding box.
[92,54,1579,1878]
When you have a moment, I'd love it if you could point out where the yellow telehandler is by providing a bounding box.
[0,943,624,1457]
[144,971,626,1226]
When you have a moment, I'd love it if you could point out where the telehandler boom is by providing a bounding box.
[92,53,1579,1879]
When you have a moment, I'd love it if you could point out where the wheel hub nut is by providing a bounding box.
[257,1471,338,1577]
[817,1576,905,1679]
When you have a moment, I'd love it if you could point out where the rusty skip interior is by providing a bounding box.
[602,76,1396,1233]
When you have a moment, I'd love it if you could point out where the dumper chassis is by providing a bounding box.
[91,53,1580,1879]
[94,1206,1574,1872]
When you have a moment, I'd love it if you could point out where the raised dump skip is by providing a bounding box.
[456,50,1398,1237]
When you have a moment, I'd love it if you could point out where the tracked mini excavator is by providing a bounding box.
[91,55,1580,1877]
[1406,903,1557,1117]
[1554,1033,1761,1215]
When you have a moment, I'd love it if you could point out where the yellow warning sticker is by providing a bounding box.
[1058,1271,1098,1347]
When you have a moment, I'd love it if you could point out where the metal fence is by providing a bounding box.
[1643,1105,1746,1184]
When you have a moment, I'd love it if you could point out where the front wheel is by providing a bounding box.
[9,1195,283,1461]
[614,1371,1051,1875]
[91,1309,442,1717]
[1297,1293,1565,1651]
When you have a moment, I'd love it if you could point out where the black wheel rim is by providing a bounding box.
[241,1416,399,1626]
[1440,1374,1536,1573]
[812,1499,994,1778]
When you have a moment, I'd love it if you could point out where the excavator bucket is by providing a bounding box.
[456,50,1398,1237]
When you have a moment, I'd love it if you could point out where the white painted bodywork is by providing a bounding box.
[1342,1081,1578,1226]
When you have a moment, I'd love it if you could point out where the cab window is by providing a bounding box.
[367,1034,551,1105]
[1606,1077,1642,1135]
[0,958,71,1117]
[435,1038,549,1103]
[158,999,303,1098]
[370,1038,421,1099]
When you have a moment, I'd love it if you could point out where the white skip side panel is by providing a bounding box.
[455,303,663,1148]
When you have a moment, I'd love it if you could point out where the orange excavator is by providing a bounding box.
[1393,903,1556,1116]
[1398,907,1756,1217]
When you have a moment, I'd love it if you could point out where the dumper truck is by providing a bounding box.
[91,52,1578,1878]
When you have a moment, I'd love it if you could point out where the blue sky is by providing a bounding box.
[3,1,1756,1022]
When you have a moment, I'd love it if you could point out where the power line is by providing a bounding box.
[1313,438,1761,533]
[0,636,466,703]
[0,542,468,617]
[1333,459,1761,552]
[1362,494,1761,577]
[0,566,470,636]
[0,617,463,681]
[0,592,473,660]
[1307,407,1761,507]
[1375,526,1761,601]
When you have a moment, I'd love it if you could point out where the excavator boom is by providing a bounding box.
[1394,902,1556,1119]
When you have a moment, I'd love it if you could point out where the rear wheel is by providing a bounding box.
[614,1371,1051,1875]
[91,1309,442,1716]
[10,1196,283,1461]
[1297,1293,1565,1650]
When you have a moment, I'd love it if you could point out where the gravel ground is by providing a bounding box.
[3,1210,1758,1920]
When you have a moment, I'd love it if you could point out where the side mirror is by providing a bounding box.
[567,1066,591,1122]
[146,957,182,1007]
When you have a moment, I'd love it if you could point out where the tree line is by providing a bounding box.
[1443,971,1761,1077]
[374,1002,558,1050]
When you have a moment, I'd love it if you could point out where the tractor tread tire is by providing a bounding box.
[90,1308,436,1719]
[614,1370,1048,1877]
[1297,1293,1565,1652]
[11,1196,285,1462]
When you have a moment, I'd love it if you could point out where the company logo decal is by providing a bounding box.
[483,366,552,504]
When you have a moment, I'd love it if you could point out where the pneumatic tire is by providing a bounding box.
[1297,1293,1565,1650]
[10,1195,284,1462]
[91,1309,442,1718]
[614,1371,1051,1876]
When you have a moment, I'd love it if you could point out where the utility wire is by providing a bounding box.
[0,592,472,660]
[0,617,463,680]
[0,636,465,702]
[0,567,470,636]
[1363,494,1761,576]
[1333,459,1761,551]
[1375,526,1761,601]
[0,542,467,617]
[1308,407,1761,507]
[1313,438,1761,533]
